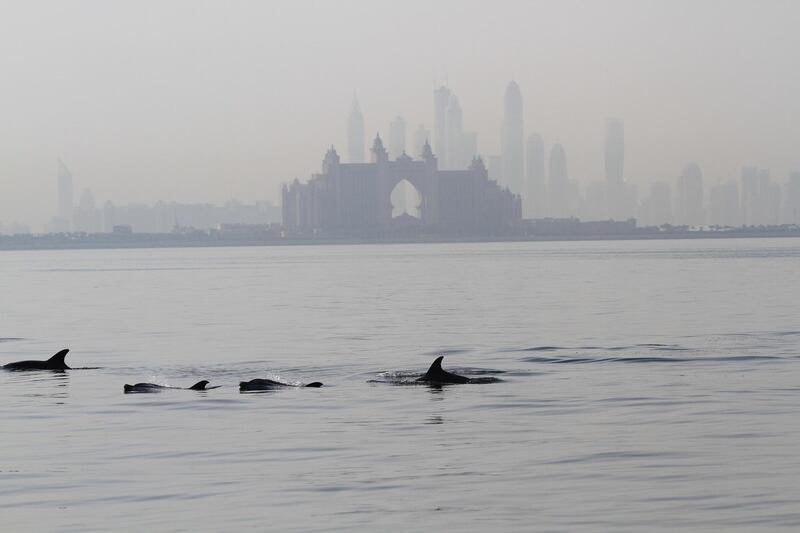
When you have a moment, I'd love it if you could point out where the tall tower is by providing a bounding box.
[388,116,406,160]
[525,134,546,218]
[604,119,624,184]
[347,94,365,163]
[57,158,74,227]
[445,95,463,170]
[548,144,568,217]
[675,162,705,226]
[433,85,451,166]
[502,81,524,194]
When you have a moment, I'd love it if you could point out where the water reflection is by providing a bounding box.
[425,383,448,397]
[3,370,70,401]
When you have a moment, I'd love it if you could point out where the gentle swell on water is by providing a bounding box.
[0,239,799,531]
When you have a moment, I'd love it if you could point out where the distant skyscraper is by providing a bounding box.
[548,144,569,217]
[638,181,672,226]
[57,158,74,229]
[347,94,365,163]
[388,116,406,159]
[675,163,705,226]
[501,81,524,194]
[784,172,800,224]
[741,166,781,225]
[433,85,451,167]
[604,119,624,184]
[445,95,463,169]
[604,118,633,220]
[525,134,546,218]
[583,181,607,221]
[758,170,782,225]
[487,155,503,183]
[709,181,740,227]
[459,131,478,170]
[413,124,430,158]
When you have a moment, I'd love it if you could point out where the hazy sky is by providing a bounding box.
[1,0,799,229]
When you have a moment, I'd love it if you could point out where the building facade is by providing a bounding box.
[282,135,521,236]
[501,81,524,195]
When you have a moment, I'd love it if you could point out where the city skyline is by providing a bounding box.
[16,73,800,235]
[1,1,799,231]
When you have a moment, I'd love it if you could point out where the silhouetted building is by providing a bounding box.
[282,136,521,236]
[73,188,102,233]
[741,167,781,225]
[525,134,546,218]
[785,172,800,224]
[583,181,607,221]
[487,155,503,183]
[52,158,74,232]
[502,81,524,195]
[445,95,463,169]
[709,180,740,227]
[675,162,705,226]
[431,87,478,171]
[604,119,624,184]
[413,124,430,157]
[433,85,452,166]
[639,181,672,226]
[388,116,406,160]
[603,119,636,220]
[347,94,365,163]
[548,144,570,217]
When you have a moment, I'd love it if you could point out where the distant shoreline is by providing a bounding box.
[1,229,799,252]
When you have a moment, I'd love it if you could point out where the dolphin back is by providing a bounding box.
[3,348,70,370]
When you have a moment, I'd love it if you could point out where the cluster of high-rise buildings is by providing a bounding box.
[34,82,800,237]
[338,82,800,230]
[639,166,800,227]
[43,160,280,234]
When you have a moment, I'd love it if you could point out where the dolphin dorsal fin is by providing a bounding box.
[189,380,209,390]
[426,356,444,375]
[48,349,69,367]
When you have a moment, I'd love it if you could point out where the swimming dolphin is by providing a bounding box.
[3,349,71,371]
[415,356,470,384]
[123,380,218,393]
[239,378,323,391]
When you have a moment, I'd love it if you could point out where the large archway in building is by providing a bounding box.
[390,179,423,219]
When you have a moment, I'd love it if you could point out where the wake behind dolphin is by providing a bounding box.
[3,349,71,371]
[414,356,503,385]
[371,356,503,386]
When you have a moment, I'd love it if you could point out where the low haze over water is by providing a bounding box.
[1,238,799,531]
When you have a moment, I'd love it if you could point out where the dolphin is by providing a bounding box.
[3,349,71,371]
[239,378,323,391]
[123,380,218,393]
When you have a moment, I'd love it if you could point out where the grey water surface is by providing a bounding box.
[1,239,799,532]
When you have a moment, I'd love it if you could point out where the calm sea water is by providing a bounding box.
[1,238,799,532]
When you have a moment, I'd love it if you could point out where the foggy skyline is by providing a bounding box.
[1,0,800,230]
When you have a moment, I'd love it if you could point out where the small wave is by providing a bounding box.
[523,355,783,364]
[548,450,687,465]
[0,337,24,342]
[516,343,689,353]
[423,348,470,356]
